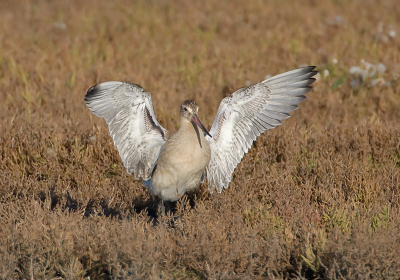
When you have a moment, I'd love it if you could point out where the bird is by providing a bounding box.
[85,66,317,205]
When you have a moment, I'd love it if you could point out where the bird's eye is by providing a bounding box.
[184,107,187,111]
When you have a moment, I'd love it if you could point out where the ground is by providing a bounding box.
[0,0,400,279]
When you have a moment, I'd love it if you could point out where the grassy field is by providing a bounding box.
[1,0,400,279]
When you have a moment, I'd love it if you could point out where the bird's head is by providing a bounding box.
[180,100,211,137]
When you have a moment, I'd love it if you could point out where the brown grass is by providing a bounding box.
[1,0,400,279]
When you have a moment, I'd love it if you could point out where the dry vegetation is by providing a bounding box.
[1,0,400,279]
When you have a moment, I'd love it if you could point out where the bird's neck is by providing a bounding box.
[177,118,195,136]
[177,118,204,148]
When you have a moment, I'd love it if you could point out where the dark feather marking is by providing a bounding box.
[145,107,165,139]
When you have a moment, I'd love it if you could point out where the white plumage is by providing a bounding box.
[206,66,317,192]
[85,66,317,202]
[85,82,168,180]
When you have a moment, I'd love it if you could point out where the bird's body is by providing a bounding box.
[145,116,211,202]
[85,66,317,202]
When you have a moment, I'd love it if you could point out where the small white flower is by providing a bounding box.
[349,66,363,75]
[388,30,396,38]
[370,78,384,86]
[335,15,343,25]
[326,15,344,26]
[376,63,386,75]
[332,58,338,64]
[322,69,329,78]
[349,60,387,87]
[54,22,67,30]
[361,60,379,78]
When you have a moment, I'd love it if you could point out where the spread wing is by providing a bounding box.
[85,82,168,180]
[206,66,317,192]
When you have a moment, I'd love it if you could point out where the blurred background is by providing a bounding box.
[0,0,399,279]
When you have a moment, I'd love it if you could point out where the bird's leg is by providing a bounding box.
[158,199,173,218]
[164,201,171,214]
[159,199,166,216]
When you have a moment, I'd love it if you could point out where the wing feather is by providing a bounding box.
[206,66,317,192]
[85,81,168,180]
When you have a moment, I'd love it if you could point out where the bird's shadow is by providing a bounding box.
[132,194,198,226]
[38,187,200,226]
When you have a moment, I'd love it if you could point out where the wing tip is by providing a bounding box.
[296,66,318,78]
[306,67,318,81]
[84,84,98,103]
[301,65,317,73]
[310,70,318,79]
[85,81,125,102]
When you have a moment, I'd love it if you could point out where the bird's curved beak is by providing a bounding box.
[191,114,212,137]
